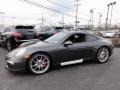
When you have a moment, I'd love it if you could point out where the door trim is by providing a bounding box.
[61,59,83,66]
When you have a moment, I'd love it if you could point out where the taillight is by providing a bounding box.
[11,32,23,38]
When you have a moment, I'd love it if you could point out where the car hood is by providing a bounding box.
[28,41,53,48]
[7,41,53,57]
[19,40,39,47]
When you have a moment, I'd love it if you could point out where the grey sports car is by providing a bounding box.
[5,31,114,75]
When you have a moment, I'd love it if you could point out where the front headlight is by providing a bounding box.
[14,48,26,57]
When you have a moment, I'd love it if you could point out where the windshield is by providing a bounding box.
[41,27,53,32]
[15,26,35,33]
[15,26,34,29]
[45,32,67,44]
[16,29,35,33]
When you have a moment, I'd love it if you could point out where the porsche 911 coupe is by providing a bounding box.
[5,31,114,75]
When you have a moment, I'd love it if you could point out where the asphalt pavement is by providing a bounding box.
[0,47,120,90]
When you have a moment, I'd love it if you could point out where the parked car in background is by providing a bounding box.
[91,31,103,37]
[37,26,66,40]
[0,30,4,45]
[112,32,120,47]
[0,31,3,40]
[0,31,2,45]
[103,31,116,38]
[1,25,38,51]
[5,31,113,75]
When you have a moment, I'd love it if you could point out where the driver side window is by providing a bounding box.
[65,34,85,44]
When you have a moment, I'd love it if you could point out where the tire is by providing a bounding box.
[28,53,51,75]
[6,40,13,51]
[96,47,110,63]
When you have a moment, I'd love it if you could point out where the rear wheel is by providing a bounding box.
[96,47,109,63]
[28,53,51,75]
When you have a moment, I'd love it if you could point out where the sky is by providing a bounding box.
[0,0,120,26]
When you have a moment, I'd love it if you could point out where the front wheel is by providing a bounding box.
[28,53,51,75]
[96,47,109,63]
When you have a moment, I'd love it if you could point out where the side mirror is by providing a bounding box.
[64,41,73,47]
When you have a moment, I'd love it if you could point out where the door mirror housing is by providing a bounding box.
[64,41,73,46]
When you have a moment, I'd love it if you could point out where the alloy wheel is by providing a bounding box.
[29,54,50,74]
[97,47,109,63]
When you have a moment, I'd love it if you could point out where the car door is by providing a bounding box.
[82,34,99,59]
[60,34,87,63]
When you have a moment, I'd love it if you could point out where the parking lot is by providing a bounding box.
[0,47,120,90]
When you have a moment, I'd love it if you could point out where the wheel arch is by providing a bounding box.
[97,46,112,57]
[27,51,54,67]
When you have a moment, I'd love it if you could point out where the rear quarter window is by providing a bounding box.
[86,34,98,42]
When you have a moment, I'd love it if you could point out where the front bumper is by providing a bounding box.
[5,56,26,71]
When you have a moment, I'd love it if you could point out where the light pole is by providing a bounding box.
[75,0,80,30]
[88,20,90,30]
[90,9,94,30]
[109,1,116,27]
[0,12,5,28]
[12,17,16,26]
[41,13,45,29]
[98,13,102,30]
[37,19,41,28]
[106,2,116,30]
[37,14,45,29]
[62,14,65,28]
[106,3,112,30]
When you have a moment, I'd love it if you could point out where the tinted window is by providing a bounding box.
[55,27,63,29]
[41,28,53,32]
[16,29,35,33]
[15,26,34,29]
[55,29,64,32]
[15,26,35,33]
[65,34,85,44]
[86,34,98,42]
[45,32,67,44]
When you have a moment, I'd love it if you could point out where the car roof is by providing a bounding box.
[61,31,90,35]
[61,31,102,39]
